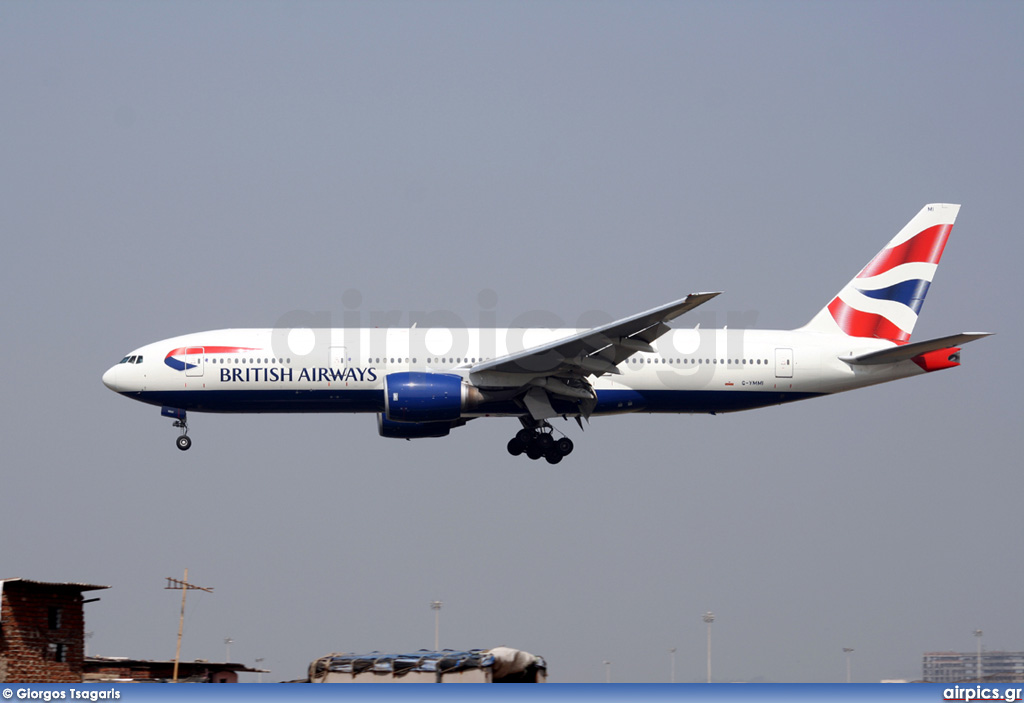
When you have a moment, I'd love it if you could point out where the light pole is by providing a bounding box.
[255,658,264,683]
[430,601,443,650]
[225,637,234,662]
[974,630,983,681]
[603,660,612,683]
[669,648,676,683]
[843,648,854,683]
[703,612,715,683]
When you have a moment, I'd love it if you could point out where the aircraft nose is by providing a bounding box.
[102,365,123,392]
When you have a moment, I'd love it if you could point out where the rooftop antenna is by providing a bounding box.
[165,569,213,683]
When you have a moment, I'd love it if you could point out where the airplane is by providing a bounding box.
[102,203,990,463]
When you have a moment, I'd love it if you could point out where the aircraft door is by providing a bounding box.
[775,348,793,378]
[185,347,204,377]
[330,346,348,369]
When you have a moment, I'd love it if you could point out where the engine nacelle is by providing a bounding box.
[377,413,457,439]
[384,372,467,423]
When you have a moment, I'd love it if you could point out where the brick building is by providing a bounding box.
[0,578,108,683]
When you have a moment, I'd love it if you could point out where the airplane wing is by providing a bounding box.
[469,292,721,419]
[840,332,992,365]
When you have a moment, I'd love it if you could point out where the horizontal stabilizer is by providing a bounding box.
[841,332,992,366]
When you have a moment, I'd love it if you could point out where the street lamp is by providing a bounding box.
[225,637,234,662]
[603,660,612,683]
[843,648,854,683]
[430,601,443,650]
[974,630,983,681]
[703,612,715,683]
[669,648,676,683]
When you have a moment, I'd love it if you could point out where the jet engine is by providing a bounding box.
[383,372,485,423]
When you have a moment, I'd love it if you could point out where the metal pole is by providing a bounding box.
[430,601,442,650]
[603,660,611,683]
[703,612,715,683]
[669,648,676,683]
[843,648,854,683]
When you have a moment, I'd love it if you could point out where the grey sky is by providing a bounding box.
[1,0,1021,683]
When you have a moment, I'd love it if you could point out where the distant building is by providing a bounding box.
[84,656,268,683]
[923,651,1024,683]
[0,578,109,683]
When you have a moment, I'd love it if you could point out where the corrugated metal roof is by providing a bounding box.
[310,647,547,680]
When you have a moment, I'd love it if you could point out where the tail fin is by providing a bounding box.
[800,203,960,343]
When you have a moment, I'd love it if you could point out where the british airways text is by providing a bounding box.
[219,367,378,383]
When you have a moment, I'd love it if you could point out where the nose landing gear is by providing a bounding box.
[506,421,574,464]
[161,407,192,451]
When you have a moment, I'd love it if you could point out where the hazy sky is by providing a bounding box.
[2,0,1021,684]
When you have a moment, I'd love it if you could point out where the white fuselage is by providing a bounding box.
[102,326,922,417]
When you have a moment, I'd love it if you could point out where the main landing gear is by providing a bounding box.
[506,421,574,464]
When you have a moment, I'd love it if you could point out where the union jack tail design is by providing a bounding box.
[801,204,960,344]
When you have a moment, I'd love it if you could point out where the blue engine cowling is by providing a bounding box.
[384,372,465,423]
[377,413,457,439]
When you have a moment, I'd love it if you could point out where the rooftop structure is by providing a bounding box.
[84,656,268,683]
[309,647,547,683]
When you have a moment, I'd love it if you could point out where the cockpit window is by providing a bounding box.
[120,356,131,364]
[134,356,143,364]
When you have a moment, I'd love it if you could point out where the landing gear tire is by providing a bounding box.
[507,438,526,456]
[536,433,555,452]
[176,435,192,451]
[511,418,574,463]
